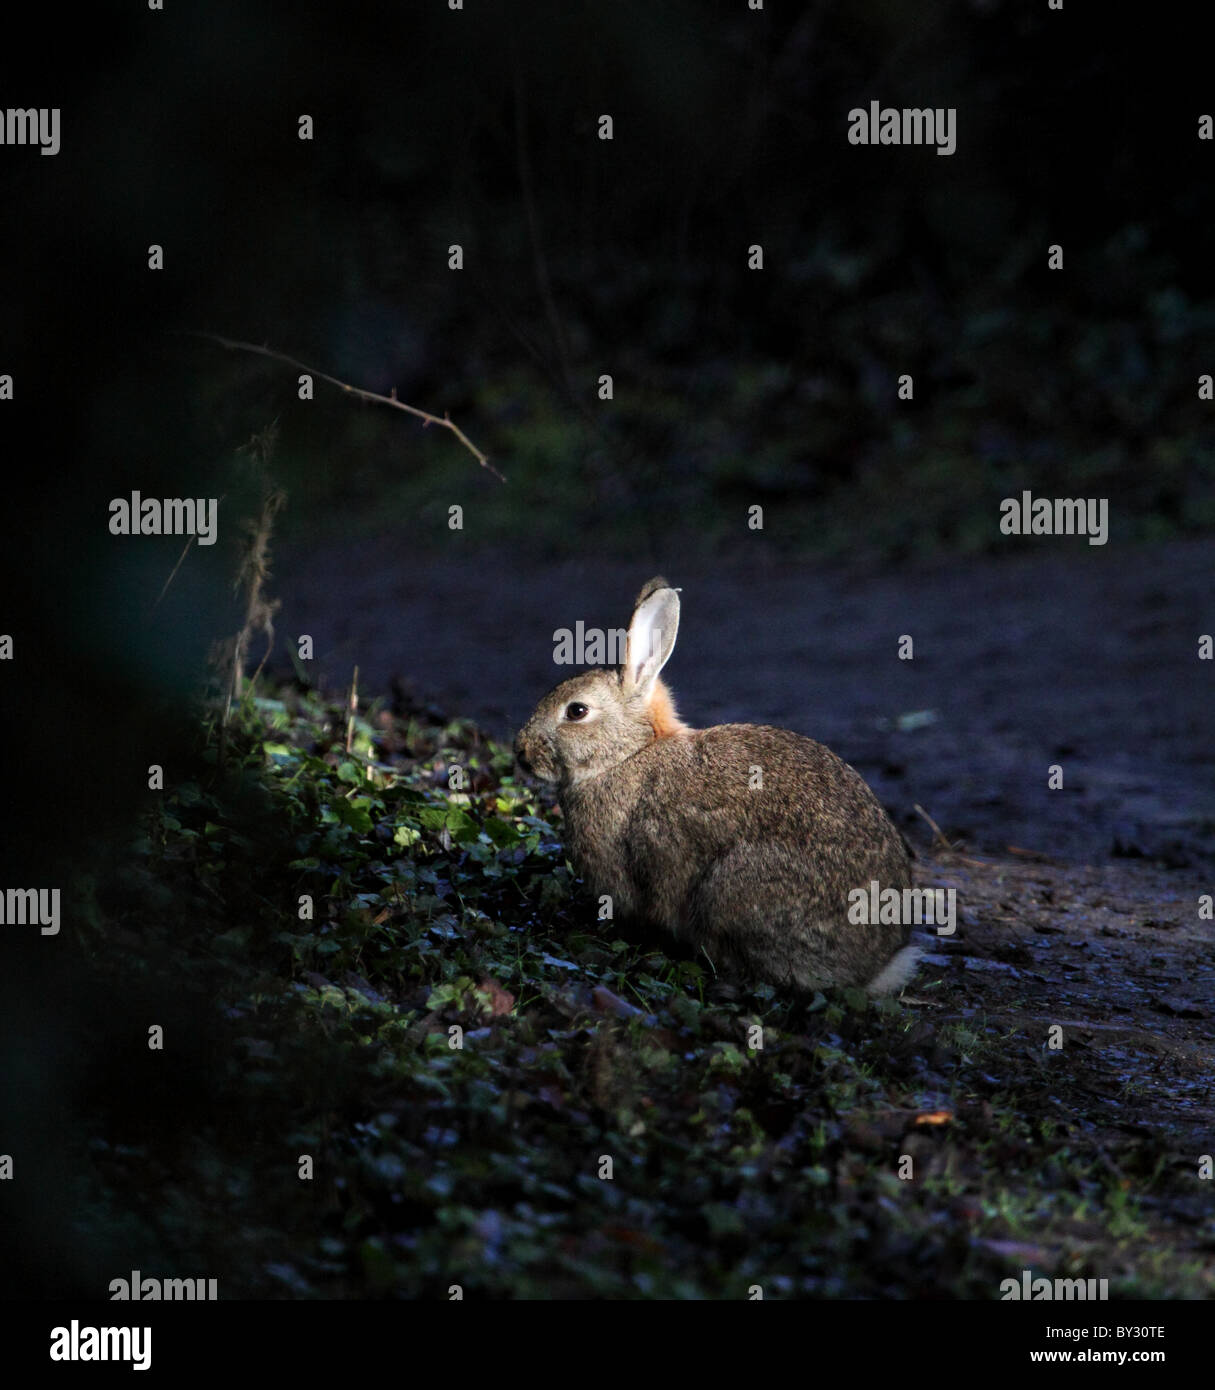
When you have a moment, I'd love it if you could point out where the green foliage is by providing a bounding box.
[74,684,1214,1298]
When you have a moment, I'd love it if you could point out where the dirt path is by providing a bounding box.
[270,533,1214,1165]
[916,849,1213,1167]
[273,534,1214,867]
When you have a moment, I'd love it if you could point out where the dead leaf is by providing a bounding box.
[477,977,516,1016]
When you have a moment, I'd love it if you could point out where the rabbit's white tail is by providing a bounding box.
[866,944,922,997]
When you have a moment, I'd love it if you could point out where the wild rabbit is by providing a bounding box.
[514,577,919,996]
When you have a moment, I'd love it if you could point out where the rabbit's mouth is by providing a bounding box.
[518,758,560,785]
[513,732,558,782]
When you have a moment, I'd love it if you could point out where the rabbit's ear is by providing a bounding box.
[623,582,680,697]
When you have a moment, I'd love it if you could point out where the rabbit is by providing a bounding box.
[514,578,919,997]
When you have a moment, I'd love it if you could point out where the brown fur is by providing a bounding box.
[646,679,688,739]
[514,578,918,996]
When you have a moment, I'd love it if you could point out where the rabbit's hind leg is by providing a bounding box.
[687,843,862,993]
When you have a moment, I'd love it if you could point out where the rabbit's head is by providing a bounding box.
[514,577,687,787]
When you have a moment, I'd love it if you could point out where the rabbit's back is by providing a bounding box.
[563,723,912,990]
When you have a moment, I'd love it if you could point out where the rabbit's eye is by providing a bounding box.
[564,702,589,721]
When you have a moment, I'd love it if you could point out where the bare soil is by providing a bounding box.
[270,533,1214,1231]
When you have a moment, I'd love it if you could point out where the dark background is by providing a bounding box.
[1,0,1212,1298]
[3,2,1212,865]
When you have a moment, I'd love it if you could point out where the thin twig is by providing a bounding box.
[346,665,359,755]
[914,804,989,868]
[180,330,504,483]
[152,490,229,609]
[913,803,953,852]
[153,534,196,610]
